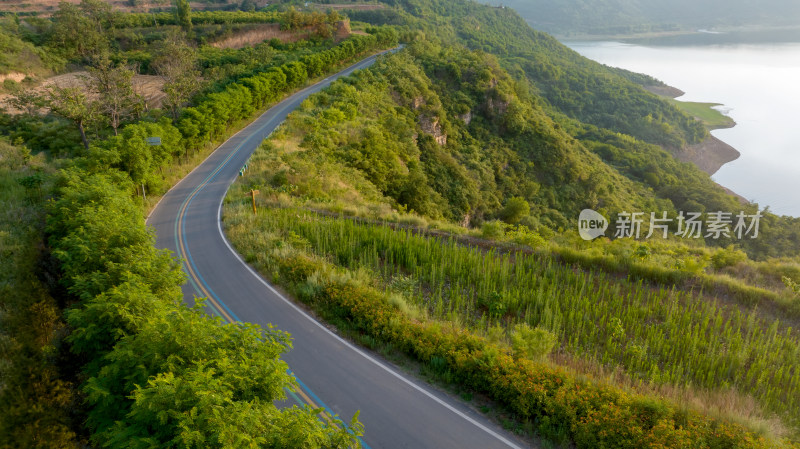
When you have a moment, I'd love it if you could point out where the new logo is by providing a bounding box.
[578,209,608,240]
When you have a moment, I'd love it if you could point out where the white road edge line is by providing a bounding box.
[215,200,526,449]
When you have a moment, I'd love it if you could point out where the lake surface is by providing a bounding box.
[565,39,800,217]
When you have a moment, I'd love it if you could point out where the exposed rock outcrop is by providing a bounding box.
[419,114,447,145]
[486,96,509,115]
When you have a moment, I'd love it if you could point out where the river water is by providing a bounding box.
[565,39,800,217]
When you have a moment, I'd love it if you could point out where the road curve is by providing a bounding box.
[146,50,527,449]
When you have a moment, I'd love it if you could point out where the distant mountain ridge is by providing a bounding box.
[494,0,800,35]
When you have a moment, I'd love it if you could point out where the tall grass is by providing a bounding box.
[230,206,800,429]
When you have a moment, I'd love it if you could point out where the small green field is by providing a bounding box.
[670,99,736,129]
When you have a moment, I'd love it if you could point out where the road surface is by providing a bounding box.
[147,49,528,449]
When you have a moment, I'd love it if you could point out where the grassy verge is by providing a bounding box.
[669,99,736,129]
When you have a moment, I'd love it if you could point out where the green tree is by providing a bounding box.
[49,0,112,61]
[9,89,45,115]
[500,196,530,224]
[282,7,303,30]
[87,307,362,448]
[151,32,201,119]
[175,0,192,32]
[240,0,256,12]
[49,169,363,448]
[0,141,80,449]
[86,56,144,135]
[43,85,99,149]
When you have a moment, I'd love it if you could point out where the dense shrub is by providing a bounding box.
[176,32,396,153]
[46,169,362,447]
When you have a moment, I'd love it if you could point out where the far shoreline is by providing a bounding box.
[553,24,800,44]
[644,83,749,204]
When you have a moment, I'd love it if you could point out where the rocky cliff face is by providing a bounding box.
[411,96,447,145]
[418,114,447,145]
[485,96,509,116]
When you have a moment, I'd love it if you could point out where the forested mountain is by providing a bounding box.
[346,0,800,258]
[496,0,800,35]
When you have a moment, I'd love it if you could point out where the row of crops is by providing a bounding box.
[247,207,800,425]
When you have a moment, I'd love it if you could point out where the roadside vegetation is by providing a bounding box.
[224,203,798,447]
[1,1,396,445]
[226,206,800,422]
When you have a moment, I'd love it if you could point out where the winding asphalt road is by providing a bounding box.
[146,50,527,449]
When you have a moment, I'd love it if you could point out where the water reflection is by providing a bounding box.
[566,40,800,217]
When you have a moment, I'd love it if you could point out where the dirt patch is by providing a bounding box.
[0,72,28,83]
[131,74,167,109]
[678,135,741,176]
[309,3,386,11]
[210,23,311,49]
[0,71,166,114]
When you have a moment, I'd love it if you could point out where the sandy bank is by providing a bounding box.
[674,135,749,204]
[677,135,740,176]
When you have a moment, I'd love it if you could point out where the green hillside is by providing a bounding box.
[0,16,64,90]
[224,40,800,442]
[347,0,800,260]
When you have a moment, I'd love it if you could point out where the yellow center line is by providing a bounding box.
[176,191,236,323]
[174,170,334,424]
[293,385,335,424]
